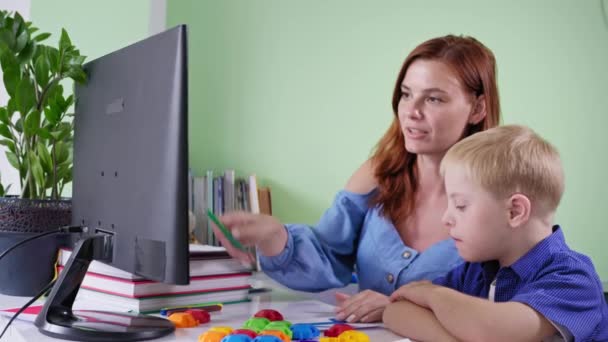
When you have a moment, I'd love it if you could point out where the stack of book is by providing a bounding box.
[58,244,253,313]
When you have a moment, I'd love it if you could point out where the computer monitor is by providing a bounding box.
[34,25,189,341]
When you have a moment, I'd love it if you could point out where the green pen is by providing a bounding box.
[207,209,246,251]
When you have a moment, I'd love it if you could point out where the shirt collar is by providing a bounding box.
[509,225,566,281]
[481,225,566,283]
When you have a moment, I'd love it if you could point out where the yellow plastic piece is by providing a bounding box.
[319,337,340,342]
[259,329,291,342]
[168,312,198,328]
[338,330,370,342]
[198,330,228,342]
[209,326,234,335]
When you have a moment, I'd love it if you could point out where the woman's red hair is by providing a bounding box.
[370,35,501,224]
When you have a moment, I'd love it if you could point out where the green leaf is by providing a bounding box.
[14,117,22,133]
[14,30,27,53]
[13,12,25,36]
[0,27,14,51]
[62,169,72,184]
[2,66,20,97]
[30,151,45,191]
[0,139,16,153]
[66,67,86,84]
[0,107,8,124]
[17,41,35,64]
[24,109,41,135]
[56,122,72,141]
[16,76,36,115]
[27,26,39,35]
[69,55,86,66]
[56,165,70,182]
[6,151,19,169]
[43,106,60,125]
[55,140,69,164]
[34,55,50,88]
[0,123,11,139]
[33,32,50,42]
[0,50,18,72]
[59,29,72,53]
[37,142,52,173]
[7,98,17,115]
[37,126,53,140]
[47,47,59,73]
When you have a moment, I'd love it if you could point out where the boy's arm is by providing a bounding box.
[383,300,461,342]
[391,281,556,342]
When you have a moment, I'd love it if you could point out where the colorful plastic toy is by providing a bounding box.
[324,323,354,337]
[290,323,320,339]
[168,312,198,328]
[243,317,270,333]
[319,337,339,342]
[254,309,284,321]
[252,336,283,342]
[337,330,370,342]
[186,309,211,324]
[264,323,293,338]
[258,330,290,342]
[231,329,258,338]
[210,326,234,335]
[199,330,228,342]
[220,334,253,342]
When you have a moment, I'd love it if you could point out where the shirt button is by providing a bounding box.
[386,273,394,283]
[402,251,412,259]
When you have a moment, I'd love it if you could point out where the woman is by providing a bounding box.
[213,35,501,323]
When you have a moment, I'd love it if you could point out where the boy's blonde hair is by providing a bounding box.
[440,125,564,212]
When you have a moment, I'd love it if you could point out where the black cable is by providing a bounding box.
[0,225,85,339]
[0,225,85,262]
[0,278,56,339]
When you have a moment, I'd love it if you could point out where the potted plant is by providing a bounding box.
[0,10,86,296]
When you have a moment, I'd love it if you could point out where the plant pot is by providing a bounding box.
[0,197,71,296]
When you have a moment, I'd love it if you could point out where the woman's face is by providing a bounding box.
[397,59,484,156]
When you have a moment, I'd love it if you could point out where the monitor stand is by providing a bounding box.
[34,234,175,341]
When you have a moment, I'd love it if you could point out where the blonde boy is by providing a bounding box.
[383,125,608,341]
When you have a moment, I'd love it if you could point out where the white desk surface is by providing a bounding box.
[0,274,408,342]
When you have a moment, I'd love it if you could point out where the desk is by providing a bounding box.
[0,274,406,342]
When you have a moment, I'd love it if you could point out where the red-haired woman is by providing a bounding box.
[214,35,501,323]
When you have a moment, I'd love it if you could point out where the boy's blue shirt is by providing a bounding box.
[433,226,608,342]
[259,189,463,295]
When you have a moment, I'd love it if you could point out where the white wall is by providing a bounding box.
[0,0,30,194]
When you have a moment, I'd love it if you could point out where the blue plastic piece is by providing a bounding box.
[290,323,320,339]
[221,334,253,342]
[251,336,282,342]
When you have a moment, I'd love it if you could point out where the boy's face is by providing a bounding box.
[442,164,511,262]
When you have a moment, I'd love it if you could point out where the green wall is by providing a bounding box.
[168,0,608,279]
[30,0,151,61]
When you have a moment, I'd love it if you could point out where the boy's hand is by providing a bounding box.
[334,290,390,323]
[389,281,439,308]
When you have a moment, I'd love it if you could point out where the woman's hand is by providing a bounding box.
[334,290,390,323]
[211,211,288,264]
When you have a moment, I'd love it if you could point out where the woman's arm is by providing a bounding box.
[345,159,377,194]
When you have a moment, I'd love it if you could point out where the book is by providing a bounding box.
[73,287,251,313]
[60,268,252,298]
[58,244,252,280]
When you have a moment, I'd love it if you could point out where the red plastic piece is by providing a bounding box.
[254,309,284,321]
[186,309,211,324]
[324,323,354,337]
[231,329,258,338]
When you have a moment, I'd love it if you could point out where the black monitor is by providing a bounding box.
[34,25,189,341]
